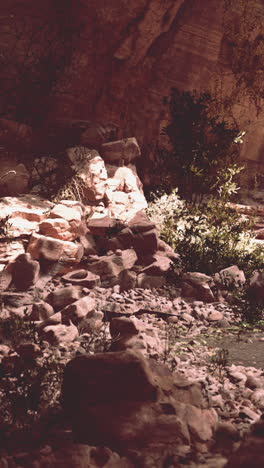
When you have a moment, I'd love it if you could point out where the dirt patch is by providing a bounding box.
[206,331,264,369]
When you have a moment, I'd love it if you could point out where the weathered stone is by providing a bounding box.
[157,239,180,260]
[62,351,217,449]
[77,310,104,332]
[110,317,163,356]
[207,310,224,322]
[12,253,40,290]
[0,241,25,268]
[136,273,165,289]
[110,317,141,338]
[248,271,264,302]
[62,351,158,405]
[140,254,171,276]
[0,163,30,197]
[183,272,213,286]
[87,216,119,237]
[0,195,53,235]
[131,228,159,256]
[0,263,13,291]
[30,301,55,321]
[119,269,137,292]
[42,322,78,345]
[38,218,74,241]
[27,233,84,263]
[225,418,264,468]
[116,227,135,249]
[101,138,140,164]
[79,233,97,255]
[62,269,101,288]
[67,148,107,201]
[49,203,83,222]
[215,265,246,287]
[181,272,215,302]
[37,202,86,241]
[61,295,97,325]
[36,312,62,331]
[86,249,138,284]
[47,286,81,312]
[0,292,33,308]
[251,389,264,409]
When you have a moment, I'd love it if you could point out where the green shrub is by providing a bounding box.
[155,88,243,200]
[0,215,12,240]
[0,350,64,431]
[147,193,264,277]
[0,309,38,347]
[0,311,65,432]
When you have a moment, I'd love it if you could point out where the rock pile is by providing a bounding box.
[0,138,264,467]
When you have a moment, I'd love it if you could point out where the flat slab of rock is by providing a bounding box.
[62,269,100,288]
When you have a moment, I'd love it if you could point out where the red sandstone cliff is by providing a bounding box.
[0,0,264,180]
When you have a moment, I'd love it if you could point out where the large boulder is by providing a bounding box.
[62,350,217,451]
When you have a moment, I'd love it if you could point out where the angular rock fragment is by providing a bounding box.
[101,137,140,164]
[27,233,84,263]
[42,322,78,345]
[47,286,81,312]
[61,295,97,325]
[12,253,40,290]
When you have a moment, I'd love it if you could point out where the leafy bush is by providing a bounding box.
[0,215,12,240]
[0,309,38,347]
[147,192,264,277]
[0,349,64,431]
[0,311,65,434]
[51,173,88,204]
[154,88,243,200]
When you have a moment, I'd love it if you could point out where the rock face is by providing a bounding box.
[1,0,264,179]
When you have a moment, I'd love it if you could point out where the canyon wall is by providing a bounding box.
[1,0,264,183]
